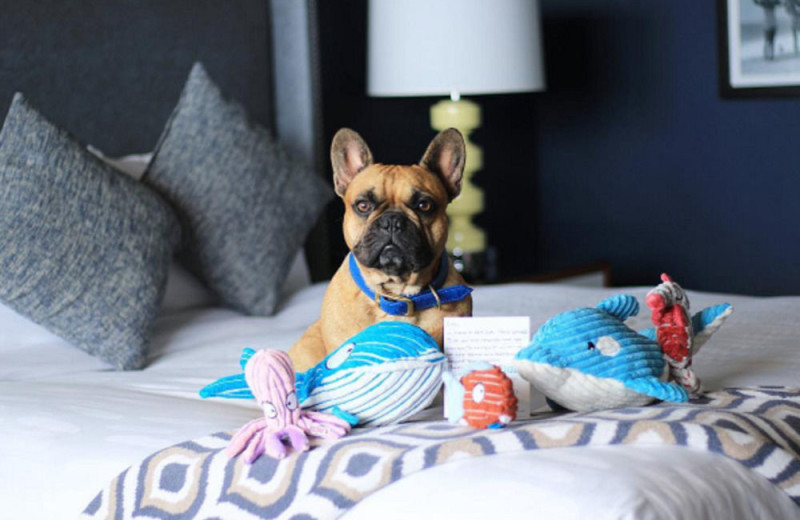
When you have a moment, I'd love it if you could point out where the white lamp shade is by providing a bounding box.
[368,0,545,97]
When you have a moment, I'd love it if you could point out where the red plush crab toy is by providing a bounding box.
[646,273,733,397]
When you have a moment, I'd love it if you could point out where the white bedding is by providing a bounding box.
[2,282,800,519]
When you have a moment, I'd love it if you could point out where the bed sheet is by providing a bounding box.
[2,282,800,519]
[349,446,799,520]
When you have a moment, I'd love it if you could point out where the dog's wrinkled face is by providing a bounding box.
[345,164,447,277]
[331,128,465,288]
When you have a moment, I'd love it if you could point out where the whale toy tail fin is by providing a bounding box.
[199,347,257,400]
[639,303,733,354]
[691,303,733,354]
[199,372,253,399]
[239,347,256,370]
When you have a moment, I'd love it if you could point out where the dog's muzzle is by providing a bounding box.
[354,211,432,277]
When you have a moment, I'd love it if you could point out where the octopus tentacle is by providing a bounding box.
[226,418,267,458]
[262,431,289,459]
[243,429,268,463]
[283,425,310,453]
[298,412,351,439]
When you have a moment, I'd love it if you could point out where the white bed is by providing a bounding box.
[3,280,800,519]
[3,1,800,518]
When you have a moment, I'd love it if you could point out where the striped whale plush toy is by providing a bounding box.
[201,322,446,427]
[296,321,446,426]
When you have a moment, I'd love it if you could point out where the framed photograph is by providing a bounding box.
[718,0,800,97]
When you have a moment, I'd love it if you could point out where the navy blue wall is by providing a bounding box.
[319,0,800,295]
[536,0,800,295]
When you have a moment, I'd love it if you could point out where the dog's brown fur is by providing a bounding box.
[288,128,473,372]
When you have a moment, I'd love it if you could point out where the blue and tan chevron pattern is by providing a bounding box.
[82,387,800,519]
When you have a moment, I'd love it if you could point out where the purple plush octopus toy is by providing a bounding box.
[225,349,351,462]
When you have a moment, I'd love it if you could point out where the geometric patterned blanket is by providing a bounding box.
[81,387,800,520]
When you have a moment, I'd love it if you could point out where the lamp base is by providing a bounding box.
[431,97,490,280]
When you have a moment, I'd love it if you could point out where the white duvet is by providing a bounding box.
[2,281,800,519]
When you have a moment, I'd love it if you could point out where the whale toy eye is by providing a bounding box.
[595,336,621,357]
[587,341,596,351]
[326,342,356,370]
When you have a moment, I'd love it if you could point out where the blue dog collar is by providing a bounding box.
[348,253,472,316]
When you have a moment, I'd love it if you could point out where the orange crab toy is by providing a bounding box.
[444,363,518,429]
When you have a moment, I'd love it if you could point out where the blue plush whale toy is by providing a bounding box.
[201,322,446,427]
[513,294,731,412]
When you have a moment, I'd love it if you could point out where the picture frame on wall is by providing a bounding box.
[718,0,800,97]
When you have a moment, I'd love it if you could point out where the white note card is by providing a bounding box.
[443,316,535,417]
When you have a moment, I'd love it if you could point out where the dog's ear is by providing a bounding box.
[420,128,466,201]
[331,128,374,197]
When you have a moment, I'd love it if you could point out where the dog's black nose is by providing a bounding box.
[377,211,407,233]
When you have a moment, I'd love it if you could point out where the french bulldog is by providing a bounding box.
[288,128,473,372]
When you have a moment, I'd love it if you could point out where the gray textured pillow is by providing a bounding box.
[143,63,332,315]
[0,93,180,370]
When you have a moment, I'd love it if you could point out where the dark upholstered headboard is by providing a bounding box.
[0,0,333,280]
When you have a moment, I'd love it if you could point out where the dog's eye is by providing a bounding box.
[416,199,434,213]
[355,200,373,215]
